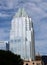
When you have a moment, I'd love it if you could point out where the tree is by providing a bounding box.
[0,50,23,65]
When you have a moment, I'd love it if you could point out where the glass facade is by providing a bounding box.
[10,8,35,60]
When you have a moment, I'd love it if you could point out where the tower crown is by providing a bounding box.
[15,8,28,17]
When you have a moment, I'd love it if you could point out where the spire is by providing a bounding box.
[14,8,28,17]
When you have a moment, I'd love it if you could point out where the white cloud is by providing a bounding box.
[35,40,47,55]
[0,13,10,17]
[28,0,42,3]
[0,28,9,41]
[0,0,42,9]
[39,2,47,11]
[0,0,18,9]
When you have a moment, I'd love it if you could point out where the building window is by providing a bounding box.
[11,40,13,42]
[26,63,28,65]
[33,62,34,65]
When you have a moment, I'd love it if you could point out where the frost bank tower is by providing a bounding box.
[10,8,35,61]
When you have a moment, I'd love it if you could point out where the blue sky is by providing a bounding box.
[0,0,47,55]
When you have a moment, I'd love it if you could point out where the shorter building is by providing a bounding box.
[24,60,43,65]
[23,55,44,65]
[0,41,9,50]
[42,56,47,65]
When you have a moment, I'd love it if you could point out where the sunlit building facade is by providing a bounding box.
[10,8,35,61]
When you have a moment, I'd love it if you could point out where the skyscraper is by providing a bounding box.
[10,8,35,61]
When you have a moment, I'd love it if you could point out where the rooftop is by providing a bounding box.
[14,8,28,17]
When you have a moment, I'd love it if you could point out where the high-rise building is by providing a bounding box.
[10,8,35,61]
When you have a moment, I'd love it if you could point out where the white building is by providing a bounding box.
[0,41,8,50]
[10,8,35,61]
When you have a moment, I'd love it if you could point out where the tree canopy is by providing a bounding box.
[0,50,23,65]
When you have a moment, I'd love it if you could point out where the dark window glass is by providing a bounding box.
[33,62,34,65]
[26,63,28,65]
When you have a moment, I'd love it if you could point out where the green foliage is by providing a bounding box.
[0,50,23,65]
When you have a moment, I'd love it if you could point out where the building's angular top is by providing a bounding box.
[15,8,28,17]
